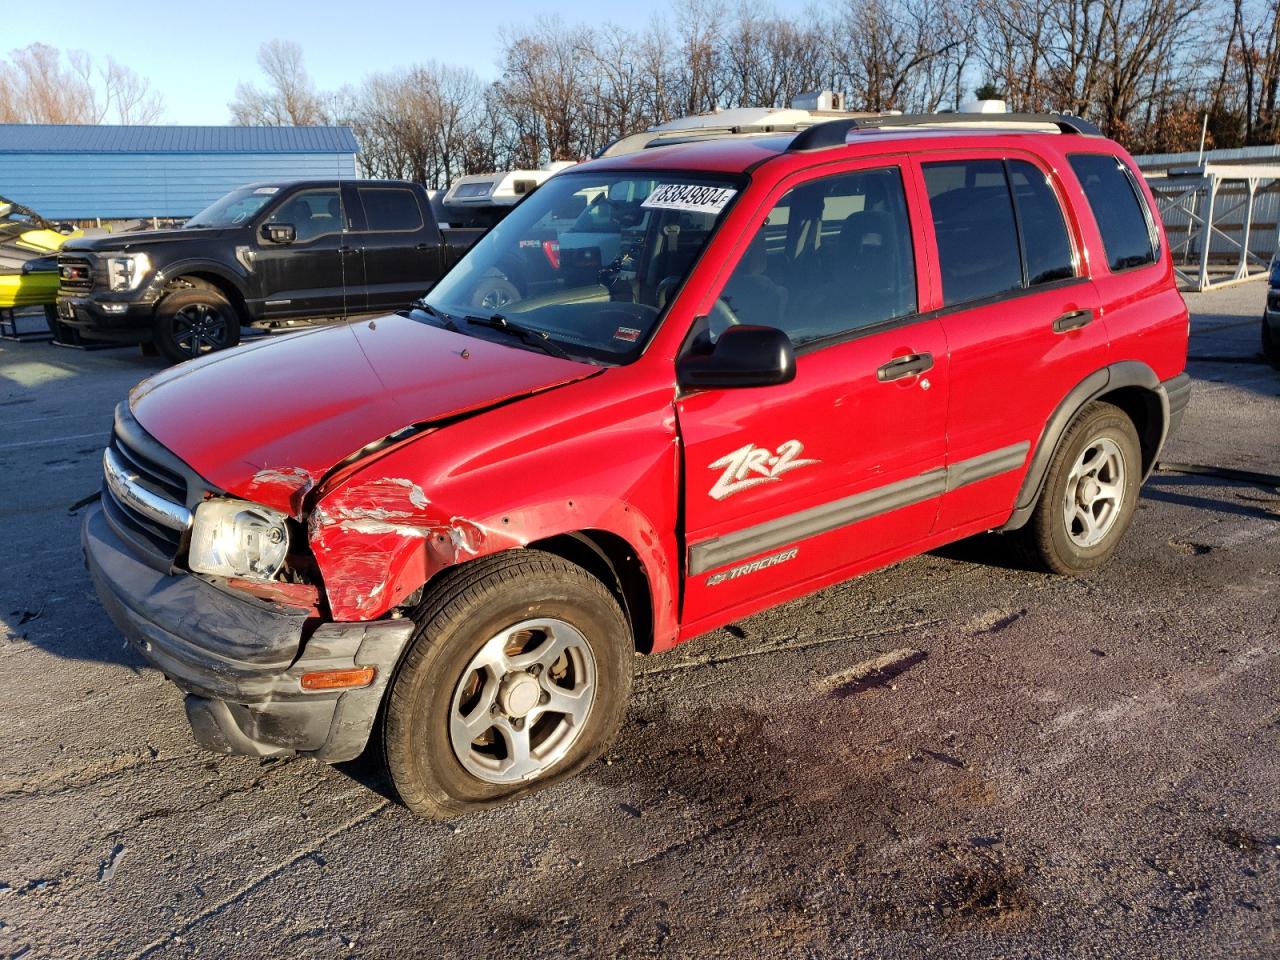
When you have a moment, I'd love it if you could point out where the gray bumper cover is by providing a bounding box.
[82,502,414,761]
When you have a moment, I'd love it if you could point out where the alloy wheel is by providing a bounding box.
[448,617,597,784]
[172,302,230,357]
[1062,437,1126,548]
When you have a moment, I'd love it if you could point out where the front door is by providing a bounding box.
[676,161,949,631]
[255,187,362,319]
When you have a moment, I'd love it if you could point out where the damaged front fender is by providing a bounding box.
[309,475,522,620]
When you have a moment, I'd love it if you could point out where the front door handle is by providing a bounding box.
[338,245,357,255]
[1052,309,1094,333]
[877,352,934,382]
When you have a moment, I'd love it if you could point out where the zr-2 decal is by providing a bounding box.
[706,548,798,586]
[708,439,819,500]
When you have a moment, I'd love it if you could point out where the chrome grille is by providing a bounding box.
[101,410,194,569]
[57,254,95,292]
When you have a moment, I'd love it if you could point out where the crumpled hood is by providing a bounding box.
[129,314,596,515]
[63,227,229,252]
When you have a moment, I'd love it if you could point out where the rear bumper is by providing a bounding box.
[82,502,414,761]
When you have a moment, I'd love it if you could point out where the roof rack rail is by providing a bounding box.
[787,112,1101,151]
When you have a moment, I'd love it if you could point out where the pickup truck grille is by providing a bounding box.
[57,254,96,292]
[100,407,195,569]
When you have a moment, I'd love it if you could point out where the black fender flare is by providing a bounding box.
[1000,360,1171,531]
[146,259,251,314]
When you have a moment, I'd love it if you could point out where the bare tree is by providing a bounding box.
[0,43,163,123]
[229,40,324,126]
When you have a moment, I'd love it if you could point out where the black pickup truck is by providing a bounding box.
[56,180,482,362]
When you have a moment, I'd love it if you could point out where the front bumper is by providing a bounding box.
[55,294,156,340]
[82,502,414,761]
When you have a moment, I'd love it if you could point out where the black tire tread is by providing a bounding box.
[154,279,240,364]
[1014,400,1140,575]
[382,549,630,819]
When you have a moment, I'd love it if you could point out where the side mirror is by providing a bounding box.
[261,222,296,244]
[678,324,796,390]
[512,178,538,195]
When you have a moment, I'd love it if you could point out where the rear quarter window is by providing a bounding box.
[1067,154,1159,272]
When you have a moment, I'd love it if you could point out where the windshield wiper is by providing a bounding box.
[464,313,573,361]
[410,299,462,333]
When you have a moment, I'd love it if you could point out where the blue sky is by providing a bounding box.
[19,0,680,125]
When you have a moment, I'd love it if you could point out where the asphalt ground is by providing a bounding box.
[0,283,1277,959]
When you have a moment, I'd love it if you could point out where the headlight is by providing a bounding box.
[106,253,152,291]
[188,499,290,581]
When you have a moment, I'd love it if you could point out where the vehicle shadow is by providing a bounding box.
[1140,471,1280,522]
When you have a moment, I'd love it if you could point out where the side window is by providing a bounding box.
[358,187,423,232]
[1067,153,1158,272]
[1008,161,1076,285]
[712,166,917,345]
[266,189,345,243]
[923,160,1023,306]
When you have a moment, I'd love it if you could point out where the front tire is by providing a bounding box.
[1018,401,1142,575]
[153,281,241,364]
[383,551,633,819]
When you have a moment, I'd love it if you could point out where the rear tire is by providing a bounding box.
[1016,401,1142,575]
[154,280,241,364]
[383,550,633,819]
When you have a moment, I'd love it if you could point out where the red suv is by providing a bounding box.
[84,114,1190,818]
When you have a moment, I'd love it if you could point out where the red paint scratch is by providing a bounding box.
[245,466,319,517]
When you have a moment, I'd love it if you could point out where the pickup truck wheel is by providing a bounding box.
[383,550,633,819]
[154,283,240,363]
[1018,401,1141,575]
[469,277,520,312]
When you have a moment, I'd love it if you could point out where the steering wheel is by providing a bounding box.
[709,296,742,339]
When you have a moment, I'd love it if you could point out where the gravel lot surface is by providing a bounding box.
[1,283,1277,959]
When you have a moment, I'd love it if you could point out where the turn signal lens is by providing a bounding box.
[300,666,376,691]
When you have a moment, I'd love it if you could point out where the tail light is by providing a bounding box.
[542,241,560,271]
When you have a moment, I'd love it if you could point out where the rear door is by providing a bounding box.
[254,186,362,319]
[352,184,438,311]
[677,160,949,631]
[917,152,1107,532]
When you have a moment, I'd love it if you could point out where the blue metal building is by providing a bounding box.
[0,125,359,220]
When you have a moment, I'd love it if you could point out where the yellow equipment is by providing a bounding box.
[0,196,83,310]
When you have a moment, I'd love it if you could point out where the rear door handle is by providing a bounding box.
[877,352,934,382]
[416,243,431,251]
[1052,309,1094,333]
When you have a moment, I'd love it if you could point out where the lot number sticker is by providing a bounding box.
[642,184,737,216]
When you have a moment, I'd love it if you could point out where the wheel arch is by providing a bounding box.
[526,531,656,654]
[164,268,250,323]
[1002,360,1169,531]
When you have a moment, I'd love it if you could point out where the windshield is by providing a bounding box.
[424,171,742,363]
[185,186,279,228]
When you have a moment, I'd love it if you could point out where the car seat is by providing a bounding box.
[719,233,788,329]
